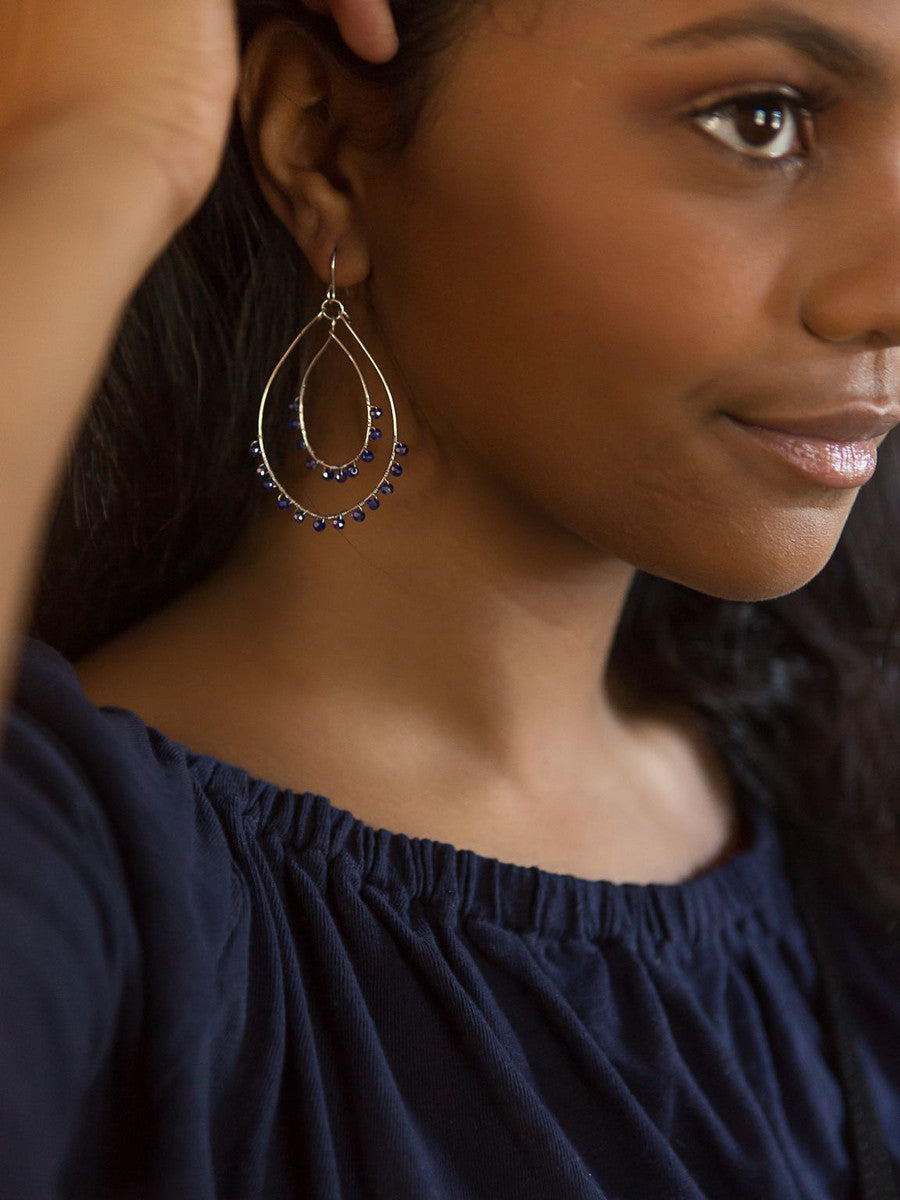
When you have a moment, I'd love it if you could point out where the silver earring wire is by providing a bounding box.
[249,249,409,531]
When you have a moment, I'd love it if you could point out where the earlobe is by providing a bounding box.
[237,18,371,287]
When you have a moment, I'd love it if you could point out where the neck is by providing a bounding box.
[74,438,742,884]
[223,442,639,781]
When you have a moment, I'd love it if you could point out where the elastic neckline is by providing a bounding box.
[120,708,796,949]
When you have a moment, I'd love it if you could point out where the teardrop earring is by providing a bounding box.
[249,250,409,531]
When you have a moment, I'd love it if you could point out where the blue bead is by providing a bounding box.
[288,399,300,412]
[313,518,327,532]
[256,465,268,478]
[293,511,306,523]
[335,471,347,483]
[333,517,346,530]
[277,496,291,509]
[347,464,360,477]
[366,497,380,511]
[370,407,383,419]
[249,441,262,457]
[296,439,307,450]
[390,463,403,477]
[352,508,366,522]
[380,481,394,495]
[360,449,375,463]
[395,443,409,456]
[322,468,333,481]
[289,419,301,430]
[369,428,383,441]
[306,458,318,471]
[263,480,277,491]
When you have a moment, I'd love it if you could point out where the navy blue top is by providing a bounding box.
[1,634,899,1200]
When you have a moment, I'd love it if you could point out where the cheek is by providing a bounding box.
[376,144,767,483]
[370,102,848,601]
[377,84,776,438]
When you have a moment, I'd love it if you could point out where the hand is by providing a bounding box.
[301,0,399,62]
[0,0,242,217]
[0,0,398,232]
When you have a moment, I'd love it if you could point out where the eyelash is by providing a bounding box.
[686,83,839,174]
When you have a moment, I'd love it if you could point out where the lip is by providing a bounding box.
[722,410,896,489]
[727,404,900,444]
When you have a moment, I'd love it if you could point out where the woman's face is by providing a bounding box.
[354,0,900,601]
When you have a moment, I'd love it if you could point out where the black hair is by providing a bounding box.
[29,0,900,935]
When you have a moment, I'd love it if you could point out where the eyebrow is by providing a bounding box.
[645,4,890,89]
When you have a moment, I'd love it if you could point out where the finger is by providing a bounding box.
[307,0,399,63]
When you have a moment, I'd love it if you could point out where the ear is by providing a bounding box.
[237,19,372,288]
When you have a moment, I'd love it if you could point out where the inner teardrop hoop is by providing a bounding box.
[297,327,374,475]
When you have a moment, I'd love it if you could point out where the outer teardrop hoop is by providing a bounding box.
[249,253,409,531]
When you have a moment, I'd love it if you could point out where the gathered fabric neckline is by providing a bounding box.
[110,705,798,950]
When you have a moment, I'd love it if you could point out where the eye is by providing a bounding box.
[688,86,834,170]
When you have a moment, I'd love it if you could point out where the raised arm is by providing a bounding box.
[0,0,398,725]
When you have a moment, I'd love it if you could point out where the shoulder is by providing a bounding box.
[5,636,172,846]
[5,632,157,783]
[2,632,243,1021]
[2,634,134,869]
[2,634,239,926]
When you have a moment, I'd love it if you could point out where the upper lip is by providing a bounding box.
[729,403,900,444]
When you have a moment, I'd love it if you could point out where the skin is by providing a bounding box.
[76,0,900,883]
[304,0,399,61]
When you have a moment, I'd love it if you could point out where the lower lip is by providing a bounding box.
[724,417,878,489]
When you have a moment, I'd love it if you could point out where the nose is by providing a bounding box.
[800,164,900,349]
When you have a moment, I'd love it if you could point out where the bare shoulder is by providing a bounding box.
[72,591,223,737]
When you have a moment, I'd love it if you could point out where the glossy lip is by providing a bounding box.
[721,408,896,490]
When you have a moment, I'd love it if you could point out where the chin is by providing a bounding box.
[658,548,837,603]
[673,487,854,598]
[628,514,846,603]
[688,575,820,604]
